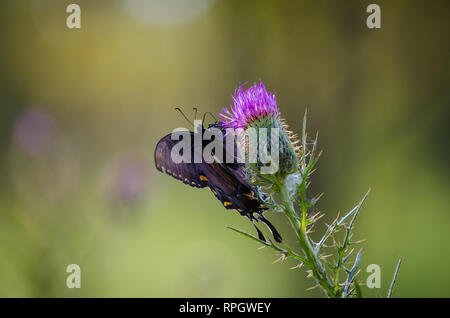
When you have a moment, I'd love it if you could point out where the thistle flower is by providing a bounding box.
[218,82,299,184]
[218,82,278,130]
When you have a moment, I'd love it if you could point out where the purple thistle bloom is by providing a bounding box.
[218,82,278,129]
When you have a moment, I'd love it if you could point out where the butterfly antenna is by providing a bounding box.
[202,111,217,125]
[257,214,283,243]
[175,107,194,126]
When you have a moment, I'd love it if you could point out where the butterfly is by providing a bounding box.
[154,108,282,243]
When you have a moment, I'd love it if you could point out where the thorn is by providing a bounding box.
[343,248,355,259]
[317,150,323,159]
[306,228,315,234]
[310,211,322,220]
[290,262,304,270]
[272,253,287,264]
[315,192,324,201]
[306,284,319,291]
[315,213,325,221]
[332,236,338,246]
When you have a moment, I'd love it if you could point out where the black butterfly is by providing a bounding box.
[154,109,282,243]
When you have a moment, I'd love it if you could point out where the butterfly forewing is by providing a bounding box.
[154,132,205,188]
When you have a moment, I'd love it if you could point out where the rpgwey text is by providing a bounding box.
[179,302,271,315]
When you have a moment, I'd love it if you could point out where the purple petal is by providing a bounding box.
[218,81,278,129]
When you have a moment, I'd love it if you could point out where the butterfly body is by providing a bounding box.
[154,122,282,242]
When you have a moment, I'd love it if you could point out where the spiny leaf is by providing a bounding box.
[227,226,308,264]
[346,250,362,278]
[387,257,402,298]
[343,250,362,298]
[342,248,355,264]
[315,216,339,252]
[339,190,370,259]
[337,189,370,228]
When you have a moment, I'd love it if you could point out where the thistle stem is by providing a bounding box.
[278,180,335,297]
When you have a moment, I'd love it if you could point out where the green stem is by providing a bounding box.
[277,180,335,297]
[334,251,342,293]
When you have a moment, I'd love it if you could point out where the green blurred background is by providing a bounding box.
[0,0,448,297]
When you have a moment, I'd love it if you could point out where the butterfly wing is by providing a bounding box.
[154,132,205,188]
[154,125,282,242]
[196,161,282,243]
[195,162,264,213]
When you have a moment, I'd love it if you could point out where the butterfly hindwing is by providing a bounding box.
[196,162,264,214]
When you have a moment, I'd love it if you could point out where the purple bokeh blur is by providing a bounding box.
[103,154,150,205]
[12,107,55,157]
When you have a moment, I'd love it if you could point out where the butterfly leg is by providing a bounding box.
[246,214,267,243]
[257,214,283,243]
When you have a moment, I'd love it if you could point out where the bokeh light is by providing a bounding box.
[12,107,54,157]
[124,0,216,27]
[101,153,150,205]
